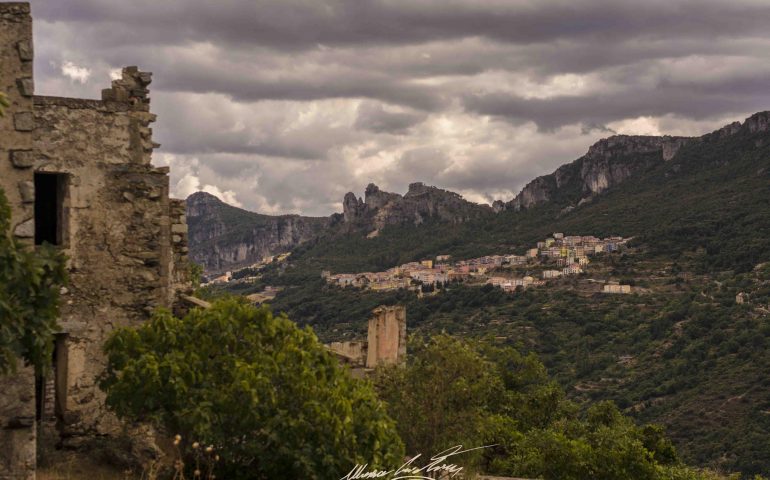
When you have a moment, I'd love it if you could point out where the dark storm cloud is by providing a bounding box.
[31,0,770,215]
[34,0,770,50]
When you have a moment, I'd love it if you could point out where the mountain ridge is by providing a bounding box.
[187,111,770,273]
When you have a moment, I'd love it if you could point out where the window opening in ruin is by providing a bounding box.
[34,172,67,246]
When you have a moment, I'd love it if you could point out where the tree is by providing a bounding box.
[100,299,404,480]
[0,189,67,374]
[374,334,505,471]
[375,334,713,480]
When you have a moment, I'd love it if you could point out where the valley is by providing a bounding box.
[193,110,770,475]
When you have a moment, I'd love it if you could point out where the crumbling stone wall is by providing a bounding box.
[0,4,37,480]
[169,199,191,300]
[32,71,190,446]
[0,3,191,476]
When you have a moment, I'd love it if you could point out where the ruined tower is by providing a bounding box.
[365,305,407,368]
[1,3,191,479]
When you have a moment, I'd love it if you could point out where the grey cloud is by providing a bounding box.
[354,102,428,134]
[30,0,770,215]
[463,85,768,131]
[152,93,362,160]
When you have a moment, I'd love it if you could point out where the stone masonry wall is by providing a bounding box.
[169,199,191,302]
[1,5,190,474]
[30,68,189,446]
[0,4,37,480]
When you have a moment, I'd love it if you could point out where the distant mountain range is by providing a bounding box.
[187,111,770,274]
[187,181,493,272]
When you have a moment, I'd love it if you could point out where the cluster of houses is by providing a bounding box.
[203,252,292,285]
[323,233,631,294]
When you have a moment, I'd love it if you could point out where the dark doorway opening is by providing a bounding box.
[34,173,67,246]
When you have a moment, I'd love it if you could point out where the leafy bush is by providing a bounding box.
[100,299,404,480]
[376,334,713,480]
[0,189,66,374]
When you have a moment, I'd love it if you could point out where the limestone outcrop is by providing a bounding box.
[342,181,493,232]
[186,191,330,273]
[505,135,693,211]
[189,183,492,274]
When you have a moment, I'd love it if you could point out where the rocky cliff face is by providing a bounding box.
[188,183,493,273]
[187,192,330,273]
[504,112,770,212]
[505,134,693,211]
[343,182,493,231]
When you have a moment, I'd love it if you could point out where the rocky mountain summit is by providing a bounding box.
[504,135,693,211]
[188,183,492,273]
[343,182,493,233]
[503,111,770,212]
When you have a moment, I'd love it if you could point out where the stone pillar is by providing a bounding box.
[0,3,37,480]
[365,306,406,368]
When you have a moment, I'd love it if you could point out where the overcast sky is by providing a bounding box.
[32,0,770,216]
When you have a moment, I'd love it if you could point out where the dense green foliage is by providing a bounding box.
[0,189,66,374]
[375,334,727,480]
[261,260,770,475]
[100,299,404,480]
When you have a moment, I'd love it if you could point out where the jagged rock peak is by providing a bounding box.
[340,182,491,229]
[343,191,365,222]
[405,182,463,199]
[365,183,402,209]
[745,111,770,133]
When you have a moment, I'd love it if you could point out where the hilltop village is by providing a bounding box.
[324,233,633,294]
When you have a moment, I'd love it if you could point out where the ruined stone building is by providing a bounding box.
[1,3,190,479]
[328,306,407,377]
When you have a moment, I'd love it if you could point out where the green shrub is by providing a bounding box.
[100,299,404,479]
